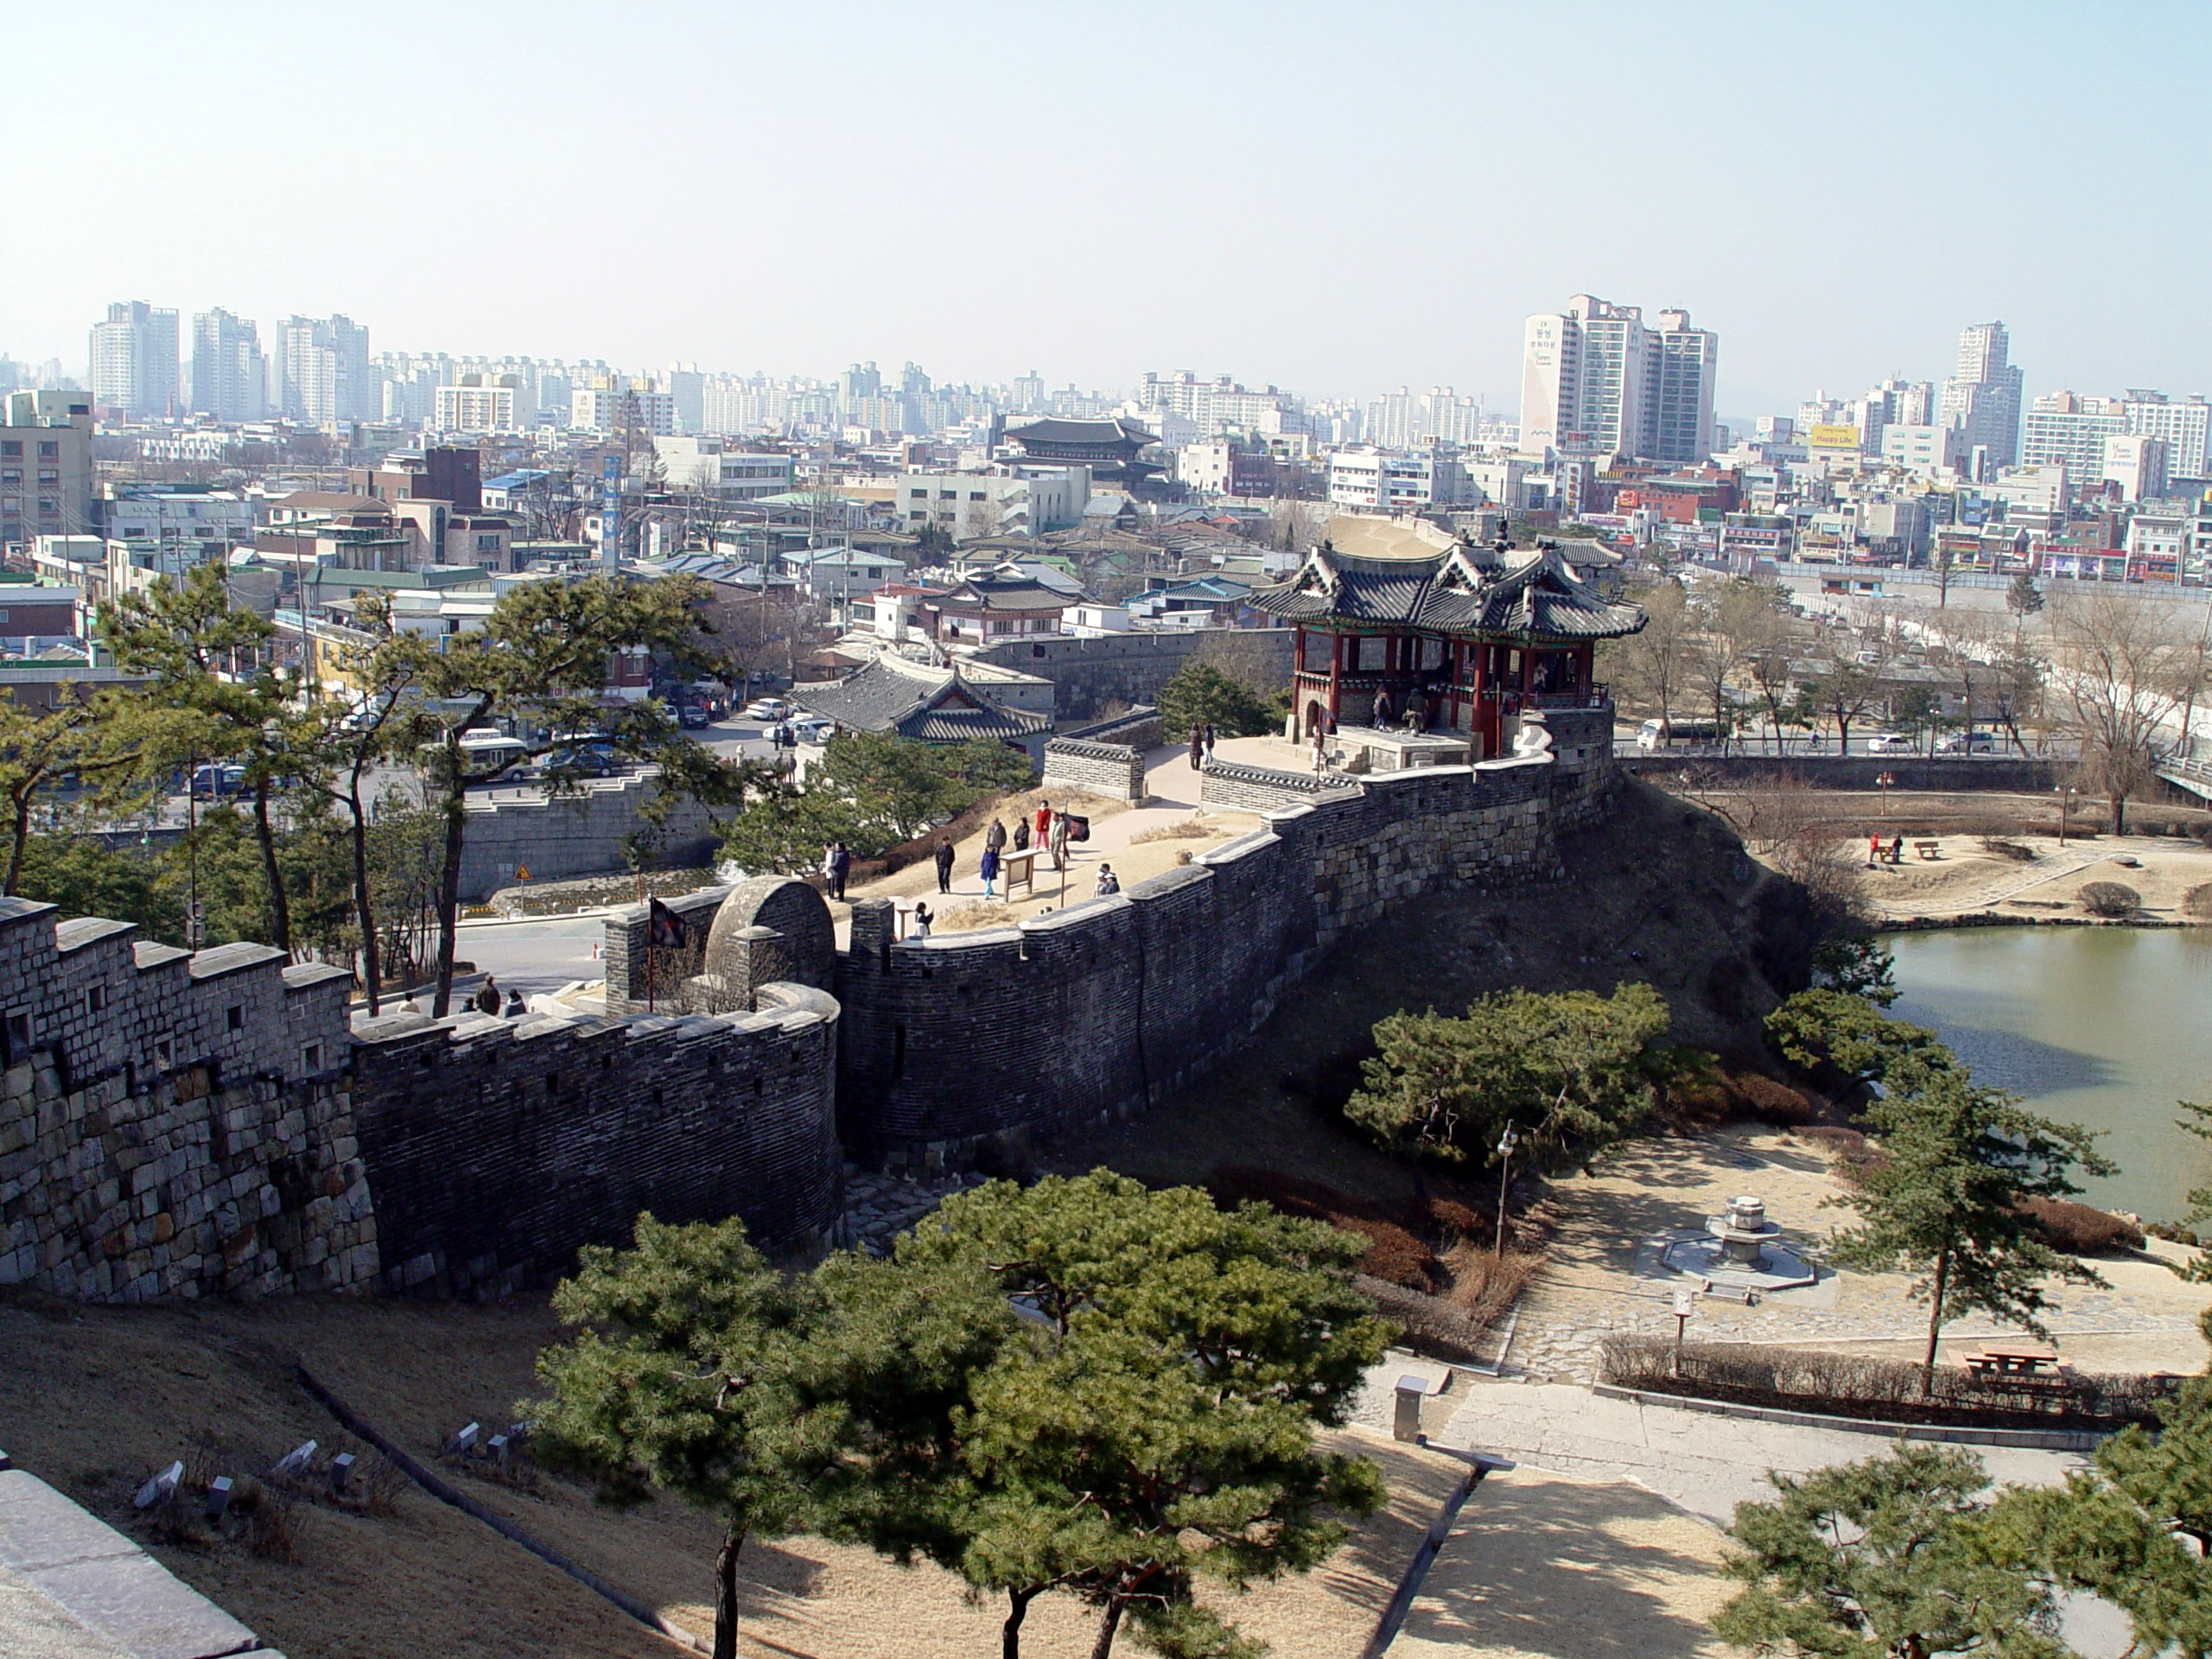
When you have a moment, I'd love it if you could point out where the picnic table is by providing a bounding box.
[1961,1343,2072,1380]
[1914,840,1942,861]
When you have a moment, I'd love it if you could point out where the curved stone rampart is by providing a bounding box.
[834,734,1596,1169]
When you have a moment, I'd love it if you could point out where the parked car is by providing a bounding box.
[188,763,248,798]
[537,744,619,779]
[789,715,834,744]
[677,702,712,729]
[744,697,791,721]
[1864,732,1914,754]
[1936,729,1998,754]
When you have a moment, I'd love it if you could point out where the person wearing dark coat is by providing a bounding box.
[980,843,1001,898]
[1013,817,1031,852]
[828,841,851,900]
[1373,689,1393,728]
[933,837,955,893]
[503,989,526,1018]
[984,818,1007,855]
[1188,728,1205,770]
[475,976,501,1017]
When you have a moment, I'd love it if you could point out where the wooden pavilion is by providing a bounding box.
[1249,537,1646,759]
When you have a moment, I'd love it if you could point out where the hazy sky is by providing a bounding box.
[5,1,2205,420]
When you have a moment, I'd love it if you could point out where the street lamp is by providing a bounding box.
[1671,1287,1695,1376]
[1876,771,1896,817]
[1494,1121,1520,1255]
[2054,781,2077,847]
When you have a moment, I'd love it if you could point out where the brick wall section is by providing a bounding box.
[0,899,373,1302]
[1199,760,1363,813]
[1042,739,1148,804]
[833,722,1603,1168]
[347,985,843,1297]
[972,632,1294,721]
[457,777,720,901]
[602,887,730,1014]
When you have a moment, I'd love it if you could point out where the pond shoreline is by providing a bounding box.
[1885,911,2202,932]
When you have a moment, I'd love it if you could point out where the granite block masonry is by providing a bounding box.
[0,898,372,1303]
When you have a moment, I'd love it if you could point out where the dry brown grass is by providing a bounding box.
[1127,819,1223,845]
[935,899,1016,930]
[1441,1243,1546,1330]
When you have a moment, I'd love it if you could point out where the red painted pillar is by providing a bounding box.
[1327,631,1342,728]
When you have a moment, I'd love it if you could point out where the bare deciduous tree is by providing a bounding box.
[2046,590,2197,833]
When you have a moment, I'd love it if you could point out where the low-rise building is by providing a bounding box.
[791,651,1052,764]
[652,437,797,499]
[0,390,95,550]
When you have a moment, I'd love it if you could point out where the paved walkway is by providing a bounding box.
[1427,1376,2087,1528]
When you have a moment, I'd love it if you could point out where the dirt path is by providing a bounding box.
[1852,831,2212,922]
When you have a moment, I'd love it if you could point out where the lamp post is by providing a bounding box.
[1876,771,1896,817]
[2054,781,2076,847]
[1494,1121,1519,1255]
[1671,1287,1695,1377]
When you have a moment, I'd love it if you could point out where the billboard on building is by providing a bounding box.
[1808,424,1862,449]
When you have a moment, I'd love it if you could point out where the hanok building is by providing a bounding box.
[1001,416,1163,486]
[792,652,1052,766]
[916,568,1069,644]
[1250,538,1645,760]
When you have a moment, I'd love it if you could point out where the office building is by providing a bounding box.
[188,309,266,423]
[435,374,525,433]
[1518,295,1717,463]
[0,390,96,549]
[1938,321,2024,469]
[2102,433,2169,502]
[571,384,676,436]
[88,302,181,418]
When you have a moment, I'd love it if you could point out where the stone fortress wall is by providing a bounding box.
[973,632,1296,722]
[0,703,1621,1303]
[830,706,1619,1169]
[0,897,372,1302]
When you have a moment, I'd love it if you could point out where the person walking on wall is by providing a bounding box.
[980,842,1001,899]
[934,837,955,893]
[1312,725,1328,774]
[1203,722,1217,761]
[1094,862,1121,897]
[912,900,933,938]
[475,976,501,1017]
[985,817,1007,855]
[1048,810,1069,871]
[1034,800,1052,842]
[1373,688,1393,728]
[1013,817,1031,852]
[1188,728,1204,770]
[828,841,851,900]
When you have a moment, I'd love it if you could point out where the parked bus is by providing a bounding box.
[1636,715,1726,753]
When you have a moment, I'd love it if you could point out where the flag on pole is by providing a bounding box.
[647,899,688,950]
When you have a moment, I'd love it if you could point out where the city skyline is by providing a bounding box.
[3,2,2206,416]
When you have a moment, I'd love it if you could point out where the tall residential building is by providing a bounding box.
[1367,387,1482,449]
[277,315,371,424]
[2023,391,2126,475]
[2120,391,2212,479]
[188,309,266,423]
[1937,321,2024,469]
[1518,295,1717,463]
[1643,309,1719,465]
[88,302,181,418]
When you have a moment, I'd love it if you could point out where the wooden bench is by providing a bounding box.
[1914,840,1942,861]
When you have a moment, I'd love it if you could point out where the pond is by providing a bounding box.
[1885,926,2212,1224]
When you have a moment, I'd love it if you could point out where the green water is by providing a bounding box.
[1885,928,2212,1223]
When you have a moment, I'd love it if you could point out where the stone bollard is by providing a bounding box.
[1393,1375,1426,1443]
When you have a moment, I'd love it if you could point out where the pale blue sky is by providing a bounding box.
[3,1,2203,419]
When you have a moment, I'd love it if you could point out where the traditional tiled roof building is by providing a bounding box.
[1001,416,1162,484]
[1249,537,1644,758]
[791,652,1052,761]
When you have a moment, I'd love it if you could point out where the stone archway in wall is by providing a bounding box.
[693,876,836,1013]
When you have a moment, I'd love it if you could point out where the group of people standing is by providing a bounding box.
[941,801,1080,899]
[1186,723,1218,770]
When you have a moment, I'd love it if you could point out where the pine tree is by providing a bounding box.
[1718,1445,2072,1659]
[1829,1051,2111,1391]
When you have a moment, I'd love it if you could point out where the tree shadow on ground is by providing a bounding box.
[1398,1471,1730,1658]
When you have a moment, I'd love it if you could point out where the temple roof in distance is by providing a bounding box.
[792,652,1051,745]
[1002,416,1158,451]
[1249,538,1647,641]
